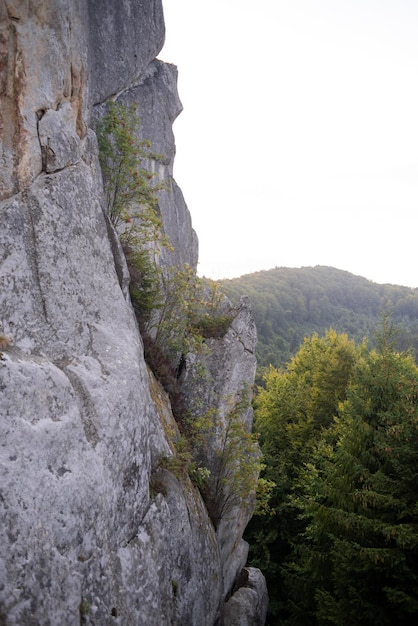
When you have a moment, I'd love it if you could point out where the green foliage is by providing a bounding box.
[212,395,262,524]
[96,101,259,537]
[253,477,277,517]
[246,330,361,619]
[220,266,418,370]
[153,266,232,357]
[154,391,262,524]
[125,244,163,325]
[137,265,234,422]
[187,391,264,527]
[158,434,211,489]
[96,100,171,327]
[254,329,359,488]
[189,312,233,339]
[96,101,234,413]
[158,390,265,528]
[250,323,418,624]
[96,100,166,231]
[79,597,91,623]
[149,469,168,498]
[287,336,418,625]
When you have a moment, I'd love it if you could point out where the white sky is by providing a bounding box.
[160,0,418,287]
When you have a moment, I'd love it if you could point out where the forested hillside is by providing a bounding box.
[220,266,418,368]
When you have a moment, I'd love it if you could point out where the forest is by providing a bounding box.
[220,268,418,624]
[220,266,418,371]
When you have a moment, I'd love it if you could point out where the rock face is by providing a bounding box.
[180,295,259,598]
[224,568,269,626]
[0,2,267,625]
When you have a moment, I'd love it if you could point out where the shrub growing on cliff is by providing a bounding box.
[96,101,167,231]
[154,266,234,358]
[186,390,264,527]
[158,433,211,489]
[96,101,173,316]
[96,101,262,541]
[212,393,263,525]
[96,101,234,417]
[139,267,235,423]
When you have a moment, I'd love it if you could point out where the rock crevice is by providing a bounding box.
[0,2,267,624]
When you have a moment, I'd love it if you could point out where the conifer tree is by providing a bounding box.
[247,330,359,618]
[288,327,418,625]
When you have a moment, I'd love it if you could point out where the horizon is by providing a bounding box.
[209,263,418,290]
[161,0,418,291]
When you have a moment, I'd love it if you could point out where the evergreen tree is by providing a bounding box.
[247,330,360,619]
[288,329,418,624]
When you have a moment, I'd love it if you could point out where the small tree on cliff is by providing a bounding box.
[97,100,167,233]
[96,101,235,417]
[96,101,171,325]
[184,388,264,528]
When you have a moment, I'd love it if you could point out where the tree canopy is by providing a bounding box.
[247,330,361,618]
[220,266,418,370]
[247,324,418,624]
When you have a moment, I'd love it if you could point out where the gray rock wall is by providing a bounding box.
[224,568,269,626]
[87,0,165,105]
[107,58,199,270]
[180,296,259,597]
[0,1,266,624]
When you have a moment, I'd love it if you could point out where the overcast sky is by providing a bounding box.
[160,0,418,288]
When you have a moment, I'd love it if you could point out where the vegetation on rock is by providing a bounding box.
[187,390,264,527]
[96,101,257,529]
[96,102,234,396]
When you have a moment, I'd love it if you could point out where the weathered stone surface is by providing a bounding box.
[117,59,183,167]
[0,1,265,624]
[0,0,89,199]
[0,142,212,624]
[0,149,167,622]
[224,568,269,626]
[38,102,81,172]
[182,296,257,427]
[136,471,223,626]
[0,162,120,357]
[160,177,198,270]
[94,59,199,271]
[180,295,258,598]
[125,59,199,270]
[87,0,165,104]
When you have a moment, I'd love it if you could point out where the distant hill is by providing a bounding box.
[220,266,418,369]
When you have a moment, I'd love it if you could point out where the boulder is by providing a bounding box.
[224,567,269,626]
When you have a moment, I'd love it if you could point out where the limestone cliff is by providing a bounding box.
[0,2,267,625]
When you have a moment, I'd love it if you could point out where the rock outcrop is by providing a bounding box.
[0,1,267,624]
[224,568,269,626]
